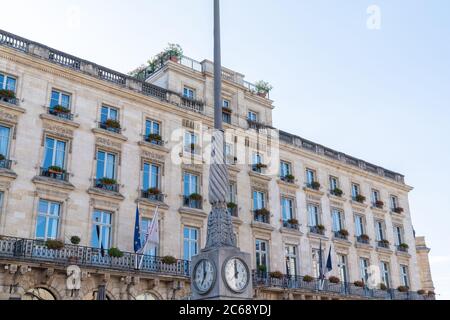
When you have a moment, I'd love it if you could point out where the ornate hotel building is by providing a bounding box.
[0,29,434,300]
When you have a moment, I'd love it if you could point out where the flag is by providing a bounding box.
[138,206,159,269]
[134,206,142,253]
[318,239,324,280]
[326,245,333,273]
[96,222,105,257]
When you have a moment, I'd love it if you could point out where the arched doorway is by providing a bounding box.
[23,288,56,300]
[136,292,158,300]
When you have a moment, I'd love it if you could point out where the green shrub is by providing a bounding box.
[108,247,124,258]
[161,256,177,265]
[70,236,81,245]
[45,240,64,250]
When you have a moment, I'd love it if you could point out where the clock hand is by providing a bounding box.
[234,260,239,279]
[201,261,207,285]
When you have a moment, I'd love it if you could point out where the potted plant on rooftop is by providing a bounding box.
[254,80,272,98]
[164,43,183,63]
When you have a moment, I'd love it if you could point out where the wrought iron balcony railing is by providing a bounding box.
[40,167,69,182]
[0,236,190,277]
[0,96,18,105]
[141,190,165,202]
[144,135,164,146]
[377,240,390,249]
[309,226,325,235]
[397,245,409,253]
[253,211,270,224]
[183,196,202,210]
[252,271,434,301]
[283,220,299,230]
[334,231,348,240]
[98,121,122,134]
[48,108,74,121]
[94,179,120,193]
[0,159,12,170]
[356,236,370,245]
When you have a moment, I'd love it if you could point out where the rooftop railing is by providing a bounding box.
[253,272,434,300]
[0,236,190,277]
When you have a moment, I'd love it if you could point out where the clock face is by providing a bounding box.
[193,259,216,294]
[224,258,249,293]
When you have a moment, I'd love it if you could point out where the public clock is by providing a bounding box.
[223,257,249,293]
[193,259,216,294]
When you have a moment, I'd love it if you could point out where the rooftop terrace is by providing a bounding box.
[0,29,405,184]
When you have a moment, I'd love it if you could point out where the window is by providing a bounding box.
[253,191,266,210]
[183,227,199,261]
[43,137,66,169]
[371,189,380,204]
[222,99,231,124]
[222,111,231,124]
[380,262,391,288]
[351,183,360,198]
[35,200,60,240]
[0,125,11,159]
[0,73,17,92]
[331,209,344,232]
[143,163,161,190]
[281,197,294,221]
[306,169,316,186]
[307,204,320,227]
[390,195,399,210]
[225,143,234,164]
[140,218,157,256]
[359,258,370,282]
[255,239,268,270]
[280,161,292,178]
[91,210,112,249]
[355,215,365,237]
[183,172,199,196]
[50,90,71,109]
[375,221,385,241]
[330,176,339,191]
[145,119,161,137]
[100,105,119,123]
[285,245,298,277]
[252,153,263,173]
[394,226,404,246]
[338,255,349,283]
[247,111,258,122]
[183,87,195,100]
[227,183,237,216]
[184,131,199,154]
[96,151,116,180]
[400,265,410,287]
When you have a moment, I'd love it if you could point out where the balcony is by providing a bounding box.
[280,175,295,184]
[254,209,270,224]
[306,182,321,191]
[252,271,432,300]
[144,134,164,146]
[0,236,190,278]
[0,95,18,106]
[40,167,69,182]
[183,195,203,210]
[48,107,74,121]
[0,158,12,170]
[283,220,299,230]
[98,121,122,134]
[309,225,325,236]
[356,235,370,245]
[397,245,409,253]
[251,164,267,174]
[141,190,165,202]
[180,96,204,113]
[334,230,349,241]
[377,240,391,249]
[94,178,120,193]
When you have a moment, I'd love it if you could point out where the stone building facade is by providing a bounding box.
[0,29,434,300]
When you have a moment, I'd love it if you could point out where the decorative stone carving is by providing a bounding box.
[89,198,120,211]
[141,150,165,162]
[43,122,74,138]
[96,137,122,151]
[0,109,18,123]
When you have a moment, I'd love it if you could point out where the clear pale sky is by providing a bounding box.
[1,0,449,299]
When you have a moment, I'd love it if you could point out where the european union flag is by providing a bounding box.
[134,206,142,253]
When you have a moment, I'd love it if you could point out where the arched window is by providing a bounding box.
[24,288,56,300]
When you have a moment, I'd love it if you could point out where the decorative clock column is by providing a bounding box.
[190,0,253,300]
